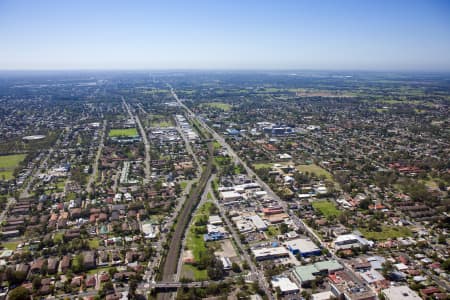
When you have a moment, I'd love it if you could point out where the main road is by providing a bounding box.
[122,97,151,183]
[87,120,106,194]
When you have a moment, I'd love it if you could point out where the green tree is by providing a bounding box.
[8,287,30,300]
[231,262,241,273]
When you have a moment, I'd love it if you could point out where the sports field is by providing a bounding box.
[108,128,138,137]
[0,154,26,180]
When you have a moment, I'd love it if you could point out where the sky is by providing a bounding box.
[0,0,450,71]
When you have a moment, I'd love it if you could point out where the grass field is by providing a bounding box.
[88,239,100,249]
[151,120,172,127]
[87,266,114,275]
[253,162,273,170]
[201,102,232,111]
[1,241,20,250]
[312,200,341,217]
[182,264,208,281]
[296,164,333,180]
[186,202,213,260]
[359,226,412,241]
[180,181,188,190]
[108,128,138,137]
[0,154,26,180]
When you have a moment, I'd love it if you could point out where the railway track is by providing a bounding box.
[157,142,214,299]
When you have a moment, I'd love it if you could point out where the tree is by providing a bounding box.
[242,261,250,270]
[32,276,42,291]
[280,223,289,234]
[8,287,30,300]
[231,262,241,273]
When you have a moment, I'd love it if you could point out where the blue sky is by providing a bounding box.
[0,0,449,70]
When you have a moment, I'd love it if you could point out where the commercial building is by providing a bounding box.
[271,276,299,295]
[220,191,242,203]
[285,238,322,257]
[332,234,372,250]
[249,215,267,231]
[329,270,376,300]
[382,286,421,300]
[293,260,343,286]
[220,256,232,270]
[252,246,289,261]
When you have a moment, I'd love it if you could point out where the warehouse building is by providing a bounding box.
[252,246,289,261]
[285,238,322,257]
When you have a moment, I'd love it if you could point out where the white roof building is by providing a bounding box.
[208,215,223,225]
[382,286,421,300]
[252,247,289,261]
[248,214,267,231]
[220,191,242,202]
[332,234,372,250]
[271,276,299,295]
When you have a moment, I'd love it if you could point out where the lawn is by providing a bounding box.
[202,102,232,111]
[182,264,208,281]
[296,164,333,180]
[266,225,280,237]
[253,162,273,170]
[0,154,26,180]
[1,241,20,250]
[88,239,100,249]
[212,141,221,150]
[312,200,342,217]
[149,115,173,128]
[180,181,188,190]
[359,226,412,241]
[108,128,138,137]
[151,120,172,127]
[186,202,214,260]
[56,180,66,192]
[87,266,114,275]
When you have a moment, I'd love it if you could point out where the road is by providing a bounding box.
[174,115,202,176]
[210,184,275,299]
[87,120,106,194]
[122,97,151,183]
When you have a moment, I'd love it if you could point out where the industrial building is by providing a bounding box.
[252,246,289,261]
[285,238,322,257]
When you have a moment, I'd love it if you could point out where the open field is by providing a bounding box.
[252,162,273,170]
[0,154,26,180]
[1,241,21,250]
[312,200,341,217]
[108,128,138,137]
[359,226,412,241]
[182,264,208,281]
[201,102,232,111]
[296,164,333,180]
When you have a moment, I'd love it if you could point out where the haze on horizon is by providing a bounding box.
[0,0,450,71]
